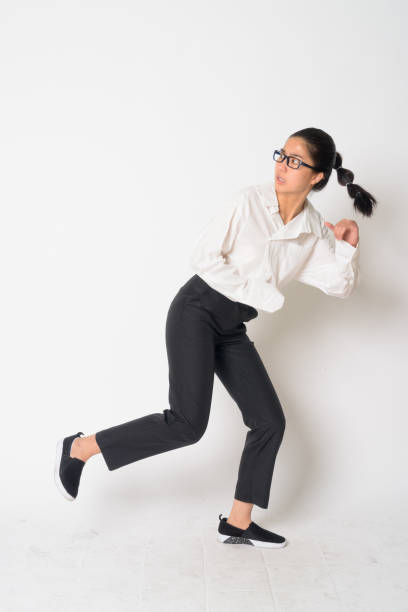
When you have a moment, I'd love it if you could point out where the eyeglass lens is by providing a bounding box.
[274,150,301,169]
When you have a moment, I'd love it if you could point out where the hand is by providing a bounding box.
[324,219,359,248]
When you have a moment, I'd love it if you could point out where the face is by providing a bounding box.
[274,137,324,195]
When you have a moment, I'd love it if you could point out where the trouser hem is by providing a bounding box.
[95,431,120,471]
[234,493,268,510]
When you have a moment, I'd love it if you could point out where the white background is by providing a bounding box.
[0,0,406,584]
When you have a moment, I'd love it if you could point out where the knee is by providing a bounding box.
[188,423,207,444]
[164,409,207,445]
[264,412,286,439]
[276,413,286,437]
[279,415,286,438]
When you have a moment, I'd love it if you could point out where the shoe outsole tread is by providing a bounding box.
[217,513,288,548]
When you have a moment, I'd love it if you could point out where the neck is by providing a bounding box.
[275,190,308,224]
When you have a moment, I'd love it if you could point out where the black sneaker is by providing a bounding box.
[54,431,86,501]
[217,513,287,548]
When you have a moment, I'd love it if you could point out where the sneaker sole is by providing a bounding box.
[217,532,287,548]
[54,437,75,501]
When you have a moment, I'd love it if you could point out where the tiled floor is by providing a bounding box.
[3,509,407,611]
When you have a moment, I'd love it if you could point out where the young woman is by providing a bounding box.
[55,127,376,549]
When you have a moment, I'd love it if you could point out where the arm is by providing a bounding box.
[189,190,284,311]
[294,223,360,299]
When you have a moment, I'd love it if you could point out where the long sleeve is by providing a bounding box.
[189,190,285,312]
[294,224,360,299]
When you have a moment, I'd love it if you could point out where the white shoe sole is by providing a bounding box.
[54,437,75,501]
[217,532,287,548]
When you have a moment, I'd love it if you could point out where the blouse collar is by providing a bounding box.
[258,180,324,240]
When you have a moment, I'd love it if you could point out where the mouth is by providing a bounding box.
[276,176,286,184]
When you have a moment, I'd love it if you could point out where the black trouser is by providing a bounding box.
[95,274,286,509]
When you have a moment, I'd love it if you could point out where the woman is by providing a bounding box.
[54,127,376,549]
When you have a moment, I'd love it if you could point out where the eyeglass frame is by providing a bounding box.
[273,149,319,171]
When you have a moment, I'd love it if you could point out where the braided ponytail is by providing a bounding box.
[332,152,377,217]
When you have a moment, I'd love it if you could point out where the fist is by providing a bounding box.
[324,219,359,248]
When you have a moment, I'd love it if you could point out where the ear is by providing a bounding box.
[311,171,324,186]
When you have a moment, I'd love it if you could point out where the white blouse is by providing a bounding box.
[189,180,360,313]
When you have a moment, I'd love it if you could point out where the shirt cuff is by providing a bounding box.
[335,238,360,263]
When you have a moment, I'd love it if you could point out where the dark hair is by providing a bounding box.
[289,127,377,217]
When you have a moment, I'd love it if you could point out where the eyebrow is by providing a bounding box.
[281,147,303,159]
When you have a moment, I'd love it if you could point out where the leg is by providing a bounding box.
[92,291,216,471]
[215,338,286,512]
[70,434,100,462]
[227,499,253,530]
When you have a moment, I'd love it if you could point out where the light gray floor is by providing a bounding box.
[3,507,407,611]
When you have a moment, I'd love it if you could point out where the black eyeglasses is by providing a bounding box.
[273,149,318,171]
